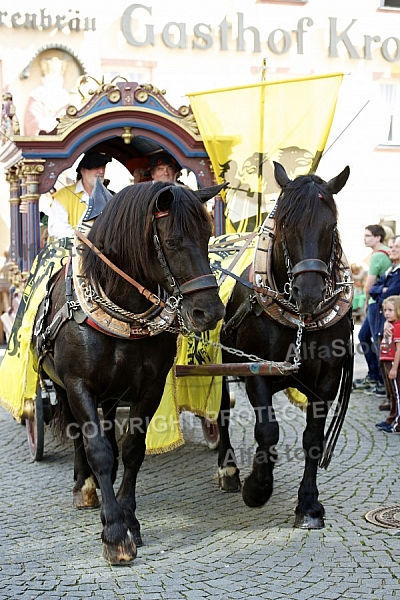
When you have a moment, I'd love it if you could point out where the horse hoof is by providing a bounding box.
[133,531,143,548]
[73,476,100,509]
[294,514,325,529]
[102,530,137,565]
[218,466,241,492]
[242,475,273,507]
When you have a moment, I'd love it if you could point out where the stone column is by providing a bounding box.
[18,164,28,277]
[6,166,21,270]
[19,160,45,272]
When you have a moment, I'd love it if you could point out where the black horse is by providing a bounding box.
[33,181,225,564]
[216,162,353,529]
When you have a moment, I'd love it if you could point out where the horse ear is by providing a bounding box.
[155,188,174,212]
[194,182,228,204]
[326,166,350,195]
[273,161,290,188]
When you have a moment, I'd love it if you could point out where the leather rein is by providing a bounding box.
[75,228,167,308]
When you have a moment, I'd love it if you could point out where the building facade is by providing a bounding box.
[1,0,400,262]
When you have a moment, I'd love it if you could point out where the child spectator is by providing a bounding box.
[351,262,367,322]
[376,295,400,433]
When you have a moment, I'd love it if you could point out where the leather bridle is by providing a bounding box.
[152,210,218,309]
[280,227,338,302]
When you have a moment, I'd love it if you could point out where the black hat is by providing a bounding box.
[147,151,181,172]
[76,152,112,173]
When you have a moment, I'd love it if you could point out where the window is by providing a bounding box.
[100,59,155,86]
[381,1,400,8]
[379,82,400,142]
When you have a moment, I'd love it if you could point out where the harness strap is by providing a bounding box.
[290,259,329,277]
[37,303,71,351]
[216,232,257,287]
[152,212,219,296]
[75,229,166,308]
[212,264,285,300]
[179,274,218,294]
[85,317,151,339]
[222,295,263,337]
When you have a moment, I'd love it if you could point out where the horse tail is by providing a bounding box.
[319,318,354,469]
[50,384,75,444]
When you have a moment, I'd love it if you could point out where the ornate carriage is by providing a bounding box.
[0,80,229,459]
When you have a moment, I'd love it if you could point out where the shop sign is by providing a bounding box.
[0,8,95,32]
[121,4,400,63]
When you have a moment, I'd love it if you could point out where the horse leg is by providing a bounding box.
[115,398,164,548]
[101,399,119,484]
[242,375,278,508]
[294,394,327,529]
[52,384,100,509]
[67,384,136,565]
[115,422,145,548]
[217,378,241,492]
[72,429,101,509]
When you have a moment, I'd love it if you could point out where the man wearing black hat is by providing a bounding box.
[148,151,181,183]
[48,151,112,239]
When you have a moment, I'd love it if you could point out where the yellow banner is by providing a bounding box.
[187,73,343,232]
[0,239,71,420]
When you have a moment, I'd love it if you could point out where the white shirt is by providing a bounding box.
[47,180,89,239]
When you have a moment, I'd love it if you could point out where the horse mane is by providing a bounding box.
[274,172,343,283]
[81,181,212,297]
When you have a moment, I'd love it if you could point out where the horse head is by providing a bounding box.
[151,183,226,331]
[273,161,350,318]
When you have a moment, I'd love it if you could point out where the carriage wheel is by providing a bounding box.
[201,418,220,450]
[26,386,45,461]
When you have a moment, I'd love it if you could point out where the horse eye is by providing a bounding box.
[165,240,176,249]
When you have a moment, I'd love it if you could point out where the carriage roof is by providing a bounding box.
[0,81,216,274]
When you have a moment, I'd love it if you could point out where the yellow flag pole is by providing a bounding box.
[257,58,267,229]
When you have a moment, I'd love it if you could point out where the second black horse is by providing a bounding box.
[216,162,353,529]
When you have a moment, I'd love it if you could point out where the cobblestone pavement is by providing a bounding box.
[0,326,399,600]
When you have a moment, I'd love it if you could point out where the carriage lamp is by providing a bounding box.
[22,398,35,421]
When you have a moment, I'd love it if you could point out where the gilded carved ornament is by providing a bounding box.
[18,163,45,177]
[134,84,200,135]
[56,75,126,135]
[1,93,20,146]
[55,77,200,136]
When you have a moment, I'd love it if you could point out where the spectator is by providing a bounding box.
[353,224,392,396]
[383,225,395,245]
[369,235,400,408]
[47,151,112,240]
[351,262,367,322]
[375,295,400,433]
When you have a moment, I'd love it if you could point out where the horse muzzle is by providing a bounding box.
[180,289,225,332]
[290,259,329,317]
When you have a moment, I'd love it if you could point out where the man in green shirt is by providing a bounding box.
[354,224,392,396]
